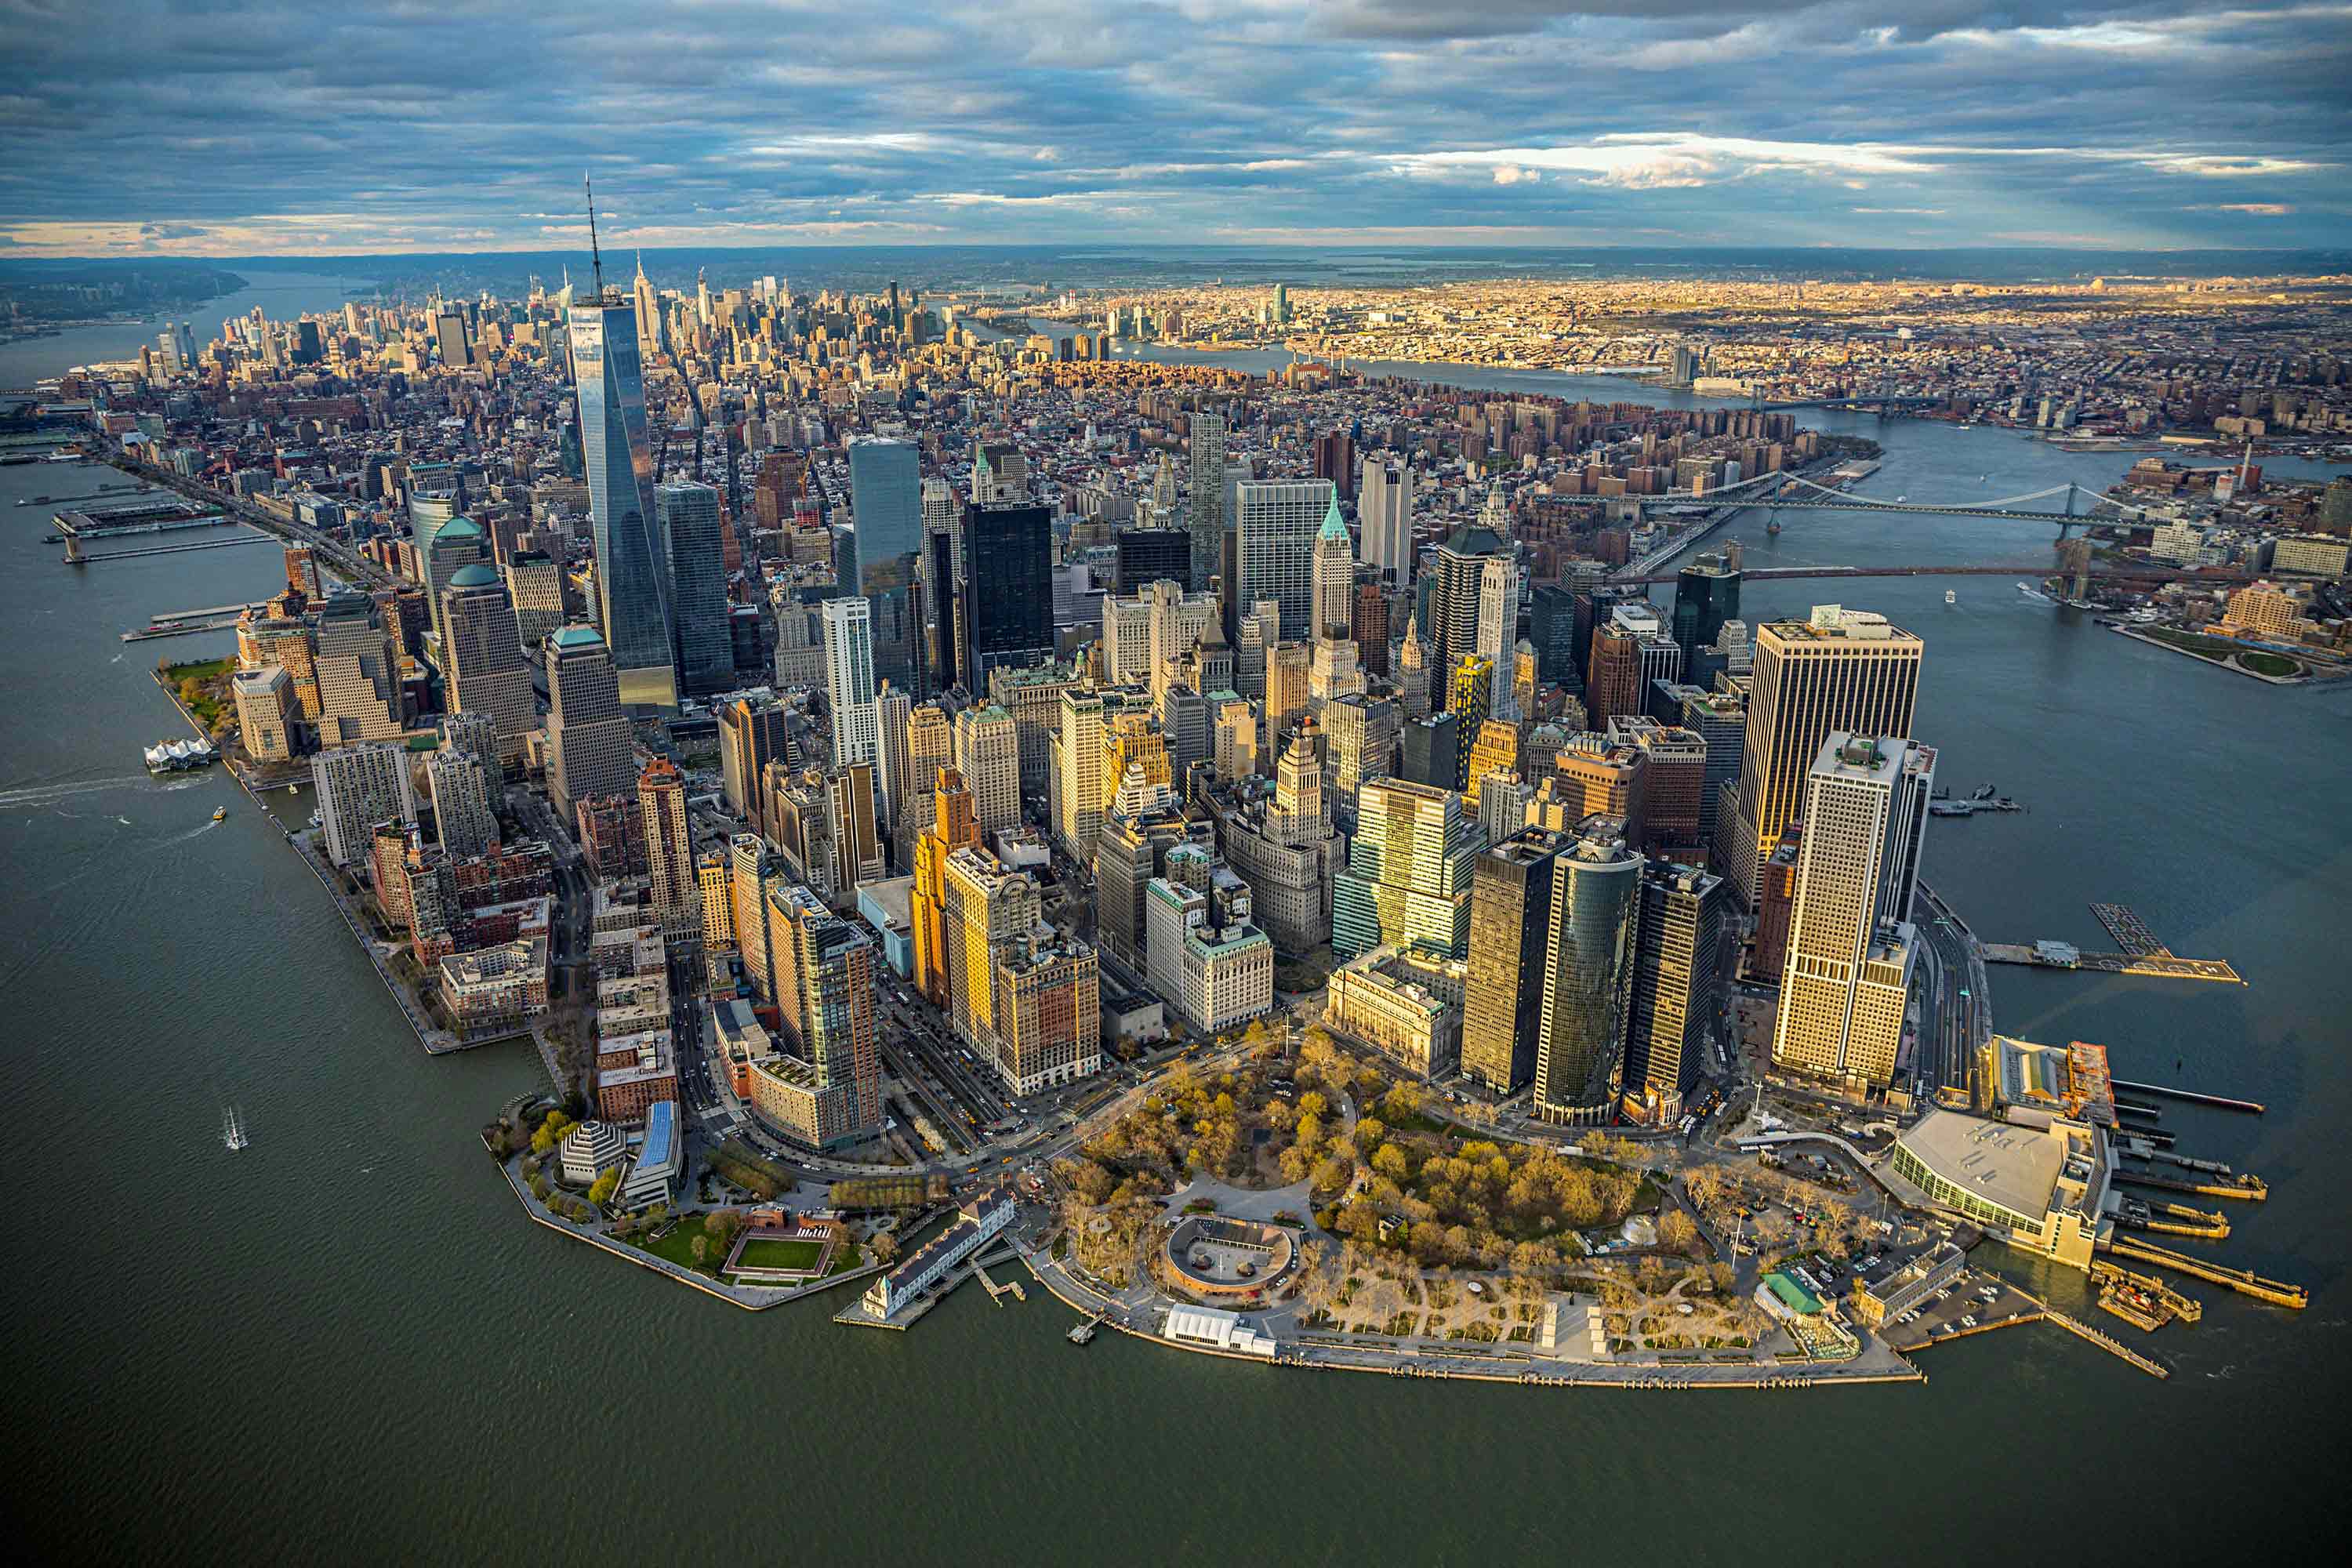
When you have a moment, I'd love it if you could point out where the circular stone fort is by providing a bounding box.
[1163,1215,1297,1297]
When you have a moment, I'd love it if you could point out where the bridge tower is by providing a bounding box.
[2055,480,2080,542]
[2057,537,2092,601]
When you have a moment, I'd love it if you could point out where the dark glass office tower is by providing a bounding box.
[1461,827,1569,1096]
[656,481,734,697]
[846,436,921,690]
[1671,551,1741,666]
[1114,528,1191,593]
[569,297,676,707]
[956,500,1054,690]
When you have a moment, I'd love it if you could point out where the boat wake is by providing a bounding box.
[0,775,146,808]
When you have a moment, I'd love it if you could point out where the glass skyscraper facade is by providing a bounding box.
[570,298,676,708]
[956,500,1054,690]
[1332,777,1483,961]
[1533,826,1643,1123]
[846,436,922,691]
[655,481,733,697]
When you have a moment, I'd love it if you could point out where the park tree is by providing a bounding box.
[587,1171,618,1207]
[1370,1142,1411,1183]
[1659,1210,1700,1255]
[691,1236,708,1265]
[1310,1154,1355,1196]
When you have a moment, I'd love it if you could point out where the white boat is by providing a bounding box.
[222,1106,249,1151]
[1945,590,1958,605]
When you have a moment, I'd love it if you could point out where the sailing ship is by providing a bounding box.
[222,1106,249,1152]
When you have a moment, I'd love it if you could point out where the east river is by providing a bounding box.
[5,292,2349,1562]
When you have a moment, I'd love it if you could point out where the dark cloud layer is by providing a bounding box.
[0,1,2345,254]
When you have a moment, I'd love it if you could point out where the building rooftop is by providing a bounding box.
[1898,1109,2068,1222]
[447,563,500,588]
[637,1099,678,1171]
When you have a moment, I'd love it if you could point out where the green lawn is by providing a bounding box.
[2238,650,2303,678]
[2136,626,2241,660]
[734,1235,827,1272]
[630,1221,724,1276]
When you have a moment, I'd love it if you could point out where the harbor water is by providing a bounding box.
[5,326,2350,1562]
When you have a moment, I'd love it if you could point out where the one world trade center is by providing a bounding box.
[571,290,677,708]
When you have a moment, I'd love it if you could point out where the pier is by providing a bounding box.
[2090,903,2169,956]
[1981,902,2242,985]
[973,1254,1027,1305]
[2090,1261,2202,1327]
[2117,1200,2230,1240]
[2111,1079,2265,1115]
[2103,1237,2309,1309]
[2045,1311,2170,1379]
[67,533,272,564]
[2114,1167,2267,1201]
[1980,944,2242,983]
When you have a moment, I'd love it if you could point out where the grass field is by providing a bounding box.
[734,1236,828,1272]
[2238,650,2303,678]
[631,1222,723,1277]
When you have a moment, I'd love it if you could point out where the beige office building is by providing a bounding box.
[1726,607,1922,904]
[1772,734,1926,1089]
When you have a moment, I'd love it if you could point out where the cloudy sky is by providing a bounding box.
[3,0,2348,256]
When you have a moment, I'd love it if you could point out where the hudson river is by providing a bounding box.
[5,305,2348,1562]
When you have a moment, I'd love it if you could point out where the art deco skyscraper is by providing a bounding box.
[1312,493,1355,638]
[570,292,677,707]
[1725,607,1922,904]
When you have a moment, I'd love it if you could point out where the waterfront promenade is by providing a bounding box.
[1017,1236,1924,1392]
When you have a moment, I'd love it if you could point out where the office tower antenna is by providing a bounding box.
[586,173,605,296]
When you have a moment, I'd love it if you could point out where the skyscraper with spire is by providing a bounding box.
[631,253,661,358]
[570,180,677,708]
[1312,492,1355,638]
